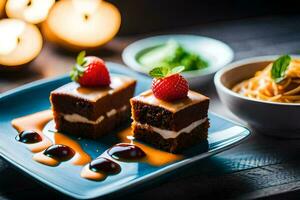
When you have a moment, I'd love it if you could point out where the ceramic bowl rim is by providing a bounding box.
[122,34,234,79]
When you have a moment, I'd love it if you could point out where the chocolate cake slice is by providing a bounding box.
[50,75,136,138]
[130,90,209,153]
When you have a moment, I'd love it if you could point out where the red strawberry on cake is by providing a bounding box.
[151,66,189,101]
[70,51,111,87]
[50,51,136,138]
[130,66,210,153]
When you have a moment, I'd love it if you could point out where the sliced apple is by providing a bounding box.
[5,0,55,24]
[42,0,121,50]
[0,19,43,66]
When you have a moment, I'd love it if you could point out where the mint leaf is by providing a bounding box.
[171,66,185,74]
[271,55,291,83]
[71,51,87,82]
[149,65,186,78]
[149,67,169,78]
[76,51,86,65]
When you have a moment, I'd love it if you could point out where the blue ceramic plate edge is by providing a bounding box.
[0,63,251,199]
[0,128,250,199]
[93,128,250,199]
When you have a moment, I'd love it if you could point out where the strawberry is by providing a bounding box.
[150,66,189,101]
[70,51,111,87]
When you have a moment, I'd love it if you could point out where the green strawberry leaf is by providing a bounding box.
[271,55,291,83]
[76,51,86,66]
[149,66,170,78]
[71,51,87,82]
[149,66,186,78]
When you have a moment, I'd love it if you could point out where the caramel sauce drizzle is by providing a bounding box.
[33,152,60,167]
[134,90,209,112]
[53,131,91,166]
[118,127,182,166]
[12,110,183,181]
[82,128,182,181]
[12,110,91,166]
[12,110,53,153]
[81,165,106,181]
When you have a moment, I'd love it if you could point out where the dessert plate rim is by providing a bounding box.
[0,62,250,199]
[0,124,250,199]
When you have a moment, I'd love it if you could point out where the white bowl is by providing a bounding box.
[214,55,300,138]
[122,34,234,86]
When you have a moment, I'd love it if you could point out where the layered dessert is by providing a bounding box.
[131,66,209,153]
[50,51,136,138]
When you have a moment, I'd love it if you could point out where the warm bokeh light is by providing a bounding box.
[43,0,121,50]
[5,0,55,24]
[0,19,25,55]
[72,0,102,17]
[0,0,5,17]
[0,18,43,66]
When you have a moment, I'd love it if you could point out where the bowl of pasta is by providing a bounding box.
[214,55,300,138]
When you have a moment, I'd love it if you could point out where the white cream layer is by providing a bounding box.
[106,109,117,117]
[63,106,127,125]
[135,117,207,139]
[63,114,105,125]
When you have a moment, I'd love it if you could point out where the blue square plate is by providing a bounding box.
[0,63,250,199]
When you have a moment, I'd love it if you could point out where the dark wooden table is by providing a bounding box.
[0,15,300,200]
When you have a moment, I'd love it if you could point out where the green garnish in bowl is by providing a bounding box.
[137,40,208,72]
[271,55,291,83]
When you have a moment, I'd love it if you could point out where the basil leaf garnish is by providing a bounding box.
[271,55,291,83]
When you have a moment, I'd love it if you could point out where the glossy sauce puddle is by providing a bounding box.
[12,110,92,166]
[12,110,182,181]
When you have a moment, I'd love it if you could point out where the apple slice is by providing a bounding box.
[42,0,121,50]
[0,19,43,66]
[5,0,55,24]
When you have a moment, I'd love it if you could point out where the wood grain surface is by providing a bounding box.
[0,15,300,200]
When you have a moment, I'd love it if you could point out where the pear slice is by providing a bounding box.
[42,0,121,50]
[0,19,43,66]
[6,0,55,24]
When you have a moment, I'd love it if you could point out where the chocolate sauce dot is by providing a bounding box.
[89,157,121,175]
[107,143,146,161]
[15,130,42,144]
[44,144,75,161]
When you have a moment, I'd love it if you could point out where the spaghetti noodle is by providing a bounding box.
[232,59,300,103]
